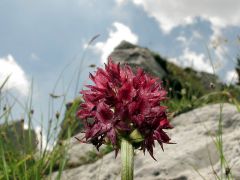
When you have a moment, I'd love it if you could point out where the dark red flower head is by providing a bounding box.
[77,58,173,159]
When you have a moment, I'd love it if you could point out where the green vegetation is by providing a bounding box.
[0,81,69,179]
[57,98,83,141]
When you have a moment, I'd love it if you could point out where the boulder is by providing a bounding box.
[63,133,107,168]
[49,103,240,180]
[109,41,167,78]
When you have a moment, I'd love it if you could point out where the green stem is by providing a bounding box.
[121,138,134,180]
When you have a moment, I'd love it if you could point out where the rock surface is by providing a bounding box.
[49,103,240,180]
[109,41,167,78]
[63,133,107,168]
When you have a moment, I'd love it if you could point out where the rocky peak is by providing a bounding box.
[109,41,167,78]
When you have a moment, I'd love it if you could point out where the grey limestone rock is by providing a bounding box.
[109,41,167,78]
[49,103,240,180]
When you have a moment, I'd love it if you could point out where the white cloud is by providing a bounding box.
[176,36,187,44]
[129,0,239,82]
[225,70,238,84]
[116,0,128,6]
[176,31,202,47]
[176,35,192,47]
[92,22,138,64]
[169,48,213,73]
[30,53,40,61]
[192,31,202,39]
[214,46,227,66]
[0,55,30,96]
[131,0,240,33]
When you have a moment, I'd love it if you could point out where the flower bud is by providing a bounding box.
[129,129,144,143]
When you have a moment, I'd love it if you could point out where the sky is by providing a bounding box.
[0,0,240,144]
